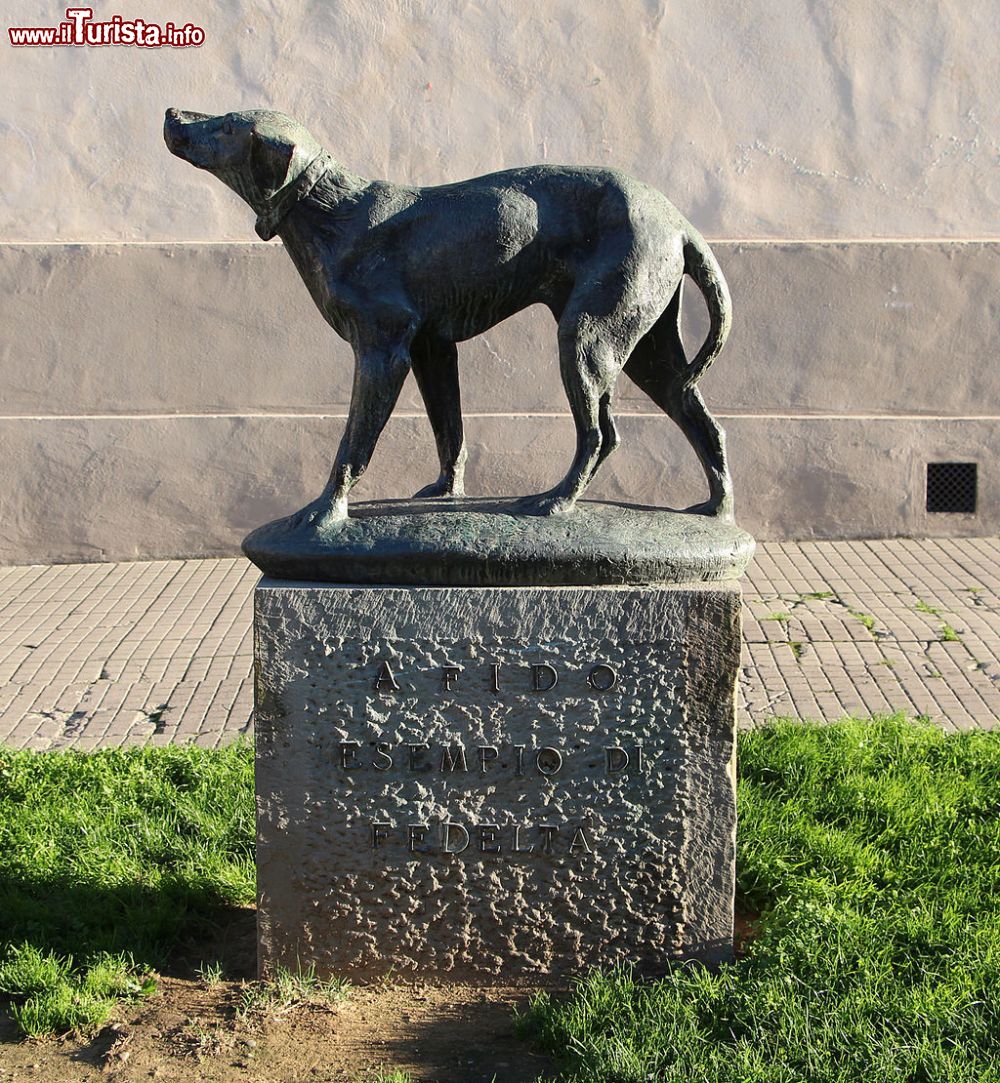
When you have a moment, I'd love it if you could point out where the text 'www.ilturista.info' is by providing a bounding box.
[9,7,205,47]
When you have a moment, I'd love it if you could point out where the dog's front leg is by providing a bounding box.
[411,337,467,498]
[290,341,412,529]
[325,342,413,516]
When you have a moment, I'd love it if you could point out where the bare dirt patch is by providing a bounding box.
[0,977,558,1082]
[0,903,757,1081]
[0,901,558,1081]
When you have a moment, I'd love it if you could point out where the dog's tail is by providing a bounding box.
[682,229,732,388]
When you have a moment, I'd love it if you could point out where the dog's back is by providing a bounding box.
[285,163,691,342]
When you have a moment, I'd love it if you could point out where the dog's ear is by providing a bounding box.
[248,116,324,199]
[249,132,298,198]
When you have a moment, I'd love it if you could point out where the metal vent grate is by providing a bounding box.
[926,462,977,514]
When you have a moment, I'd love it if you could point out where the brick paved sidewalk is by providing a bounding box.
[0,538,997,750]
[742,538,999,732]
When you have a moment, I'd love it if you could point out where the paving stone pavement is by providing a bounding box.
[0,538,997,750]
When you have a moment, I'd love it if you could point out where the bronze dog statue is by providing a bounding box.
[164,108,733,526]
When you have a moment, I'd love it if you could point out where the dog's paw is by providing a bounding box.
[511,492,577,517]
[286,495,348,533]
[684,497,735,521]
[413,478,465,499]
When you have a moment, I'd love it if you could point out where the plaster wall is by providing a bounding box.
[1,1,997,561]
[4,0,998,243]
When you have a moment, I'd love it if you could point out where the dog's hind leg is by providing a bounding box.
[674,385,733,519]
[588,393,621,483]
[411,336,468,498]
[518,308,628,516]
[624,296,734,519]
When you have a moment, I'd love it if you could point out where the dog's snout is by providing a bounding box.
[164,107,213,133]
[164,108,216,156]
[165,108,212,124]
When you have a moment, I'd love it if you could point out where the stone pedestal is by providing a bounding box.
[254,579,741,982]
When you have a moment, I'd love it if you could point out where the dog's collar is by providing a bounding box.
[255,152,331,241]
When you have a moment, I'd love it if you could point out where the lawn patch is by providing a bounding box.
[0,741,254,1035]
[5,719,998,1079]
[519,715,1000,1081]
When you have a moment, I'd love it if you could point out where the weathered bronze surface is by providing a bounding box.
[164,108,737,544]
[242,497,754,585]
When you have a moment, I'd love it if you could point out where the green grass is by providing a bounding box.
[0,741,254,1035]
[519,716,1000,1082]
[195,958,224,986]
[915,598,942,615]
[3,719,999,1082]
[237,963,351,1020]
[847,608,878,634]
[940,623,963,642]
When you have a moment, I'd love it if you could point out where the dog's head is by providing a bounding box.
[164,108,325,235]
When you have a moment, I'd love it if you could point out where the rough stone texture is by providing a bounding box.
[243,498,755,586]
[255,580,741,981]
